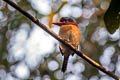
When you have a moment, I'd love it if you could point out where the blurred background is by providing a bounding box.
[0,0,120,80]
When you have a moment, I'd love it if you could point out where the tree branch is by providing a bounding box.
[3,0,120,80]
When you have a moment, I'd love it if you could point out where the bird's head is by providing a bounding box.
[52,17,77,26]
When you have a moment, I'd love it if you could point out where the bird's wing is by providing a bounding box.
[59,46,63,55]
[70,26,81,49]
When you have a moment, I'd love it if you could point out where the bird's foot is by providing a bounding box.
[63,39,70,42]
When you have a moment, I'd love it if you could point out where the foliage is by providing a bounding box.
[48,1,68,28]
[0,0,120,80]
[104,0,120,34]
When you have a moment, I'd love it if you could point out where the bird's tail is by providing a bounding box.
[62,55,69,72]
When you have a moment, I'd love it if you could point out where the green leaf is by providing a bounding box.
[104,0,120,34]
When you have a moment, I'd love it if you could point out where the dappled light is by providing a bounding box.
[0,0,120,80]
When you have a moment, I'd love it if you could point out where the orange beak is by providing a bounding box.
[52,22,66,26]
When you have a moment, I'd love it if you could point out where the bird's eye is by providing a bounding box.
[60,18,66,22]
[68,18,74,22]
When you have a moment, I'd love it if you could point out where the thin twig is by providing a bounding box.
[3,0,120,80]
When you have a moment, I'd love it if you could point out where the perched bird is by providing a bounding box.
[52,17,81,72]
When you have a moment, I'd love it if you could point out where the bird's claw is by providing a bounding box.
[63,39,70,42]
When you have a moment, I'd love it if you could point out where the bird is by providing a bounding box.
[52,17,81,72]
